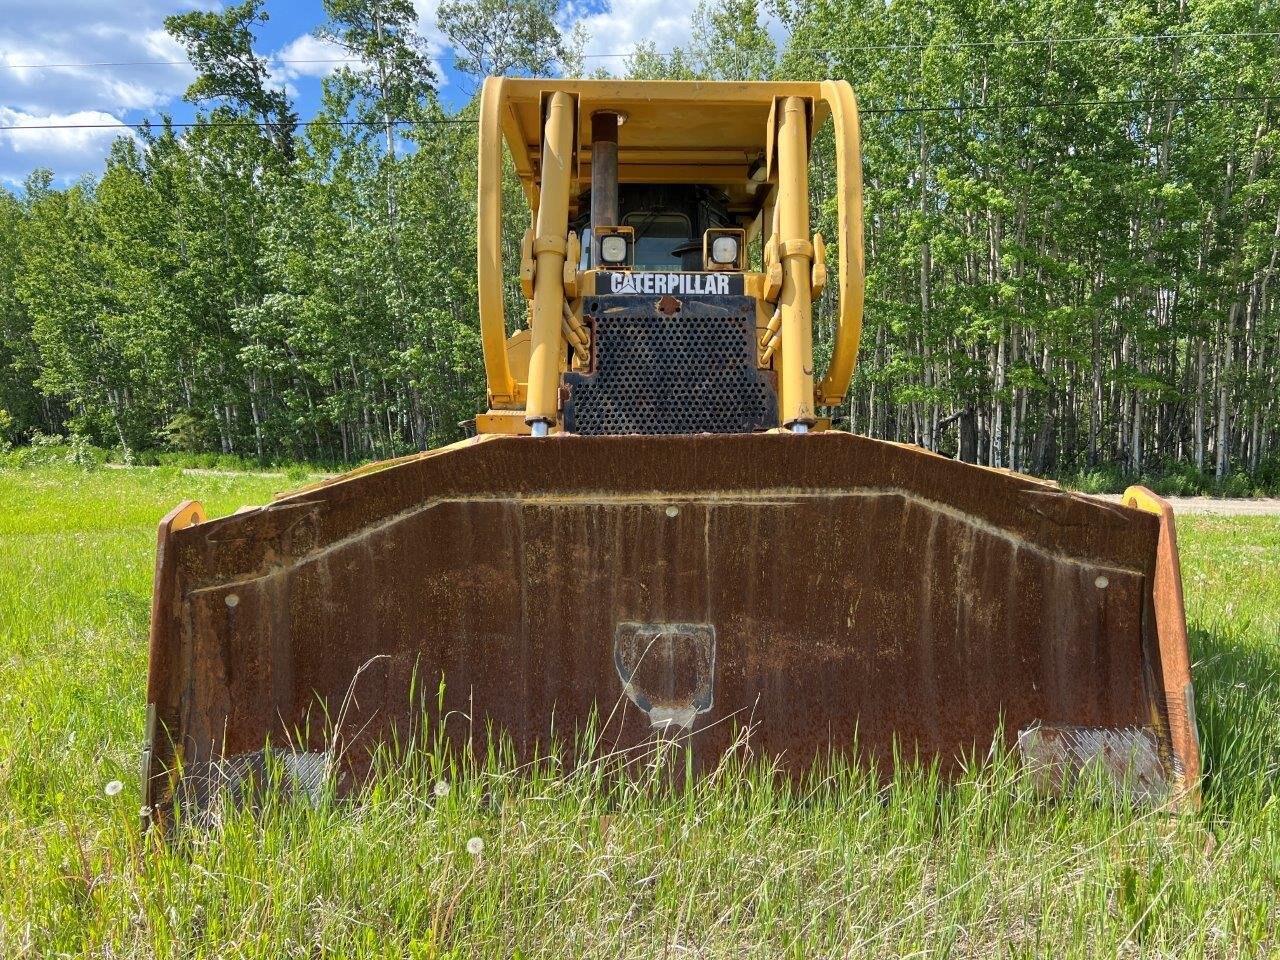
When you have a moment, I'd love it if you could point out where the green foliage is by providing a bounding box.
[1060,454,1280,496]
[158,411,212,454]
[784,0,1280,480]
[1060,460,1280,497]
[625,0,778,80]
[0,0,1276,485]
[320,0,438,141]
[0,0,492,467]
[435,0,565,79]
[165,0,298,158]
[0,431,108,470]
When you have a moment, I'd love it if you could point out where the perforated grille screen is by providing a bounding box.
[563,295,778,436]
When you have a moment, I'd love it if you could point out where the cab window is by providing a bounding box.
[623,212,691,270]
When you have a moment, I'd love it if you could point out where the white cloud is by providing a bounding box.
[411,0,452,58]
[564,0,787,74]
[410,0,456,86]
[567,0,699,69]
[0,18,193,116]
[271,33,356,83]
[0,107,134,185]
[0,1,196,182]
[2,0,736,184]
[271,4,451,96]
[0,107,127,156]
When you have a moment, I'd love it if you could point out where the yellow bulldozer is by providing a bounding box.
[143,79,1201,823]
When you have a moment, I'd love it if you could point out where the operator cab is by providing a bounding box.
[574,185,737,272]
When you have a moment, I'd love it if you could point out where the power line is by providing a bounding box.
[2,92,1276,132]
[0,118,475,131]
[785,29,1280,55]
[858,93,1280,115]
[0,57,363,69]
[1,30,1278,70]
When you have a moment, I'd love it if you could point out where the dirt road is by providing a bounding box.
[1096,494,1280,516]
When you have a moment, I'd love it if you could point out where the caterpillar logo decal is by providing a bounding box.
[603,272,744,296]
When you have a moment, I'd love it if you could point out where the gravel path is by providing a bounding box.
[1095,494,1280,516]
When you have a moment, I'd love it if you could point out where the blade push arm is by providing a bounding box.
[814,80,865,408]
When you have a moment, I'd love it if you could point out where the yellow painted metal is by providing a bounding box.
[498,79,832,219]
[563,231,582,298]
[519,227,535,299]
[504,328,531,384]
[763,235,782,301]
[1121,485,1165,515]
[811,232,827,298]
[476,410,533,435]
[775,96,815,428]
[764,97,779,183]
[562,301,590,363]
[168,500,206,530]
[814,80,866,407]
[758,305,782,347]
[477,77,518,406]
[525,90,576,427]
[477,78,868,422]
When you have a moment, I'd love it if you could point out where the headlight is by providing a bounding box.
[710,235,739,265]
[600,234,629,265]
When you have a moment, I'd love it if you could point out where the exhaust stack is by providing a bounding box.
[590,111,620,243]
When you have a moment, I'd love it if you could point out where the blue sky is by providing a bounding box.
[0,0,729,187]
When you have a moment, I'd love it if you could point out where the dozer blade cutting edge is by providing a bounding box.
[142,432,1201,823]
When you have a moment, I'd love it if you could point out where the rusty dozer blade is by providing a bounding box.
[143,433,1201,822]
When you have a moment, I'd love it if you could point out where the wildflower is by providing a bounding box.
[434,780,450,798]
[105,780,123,797]
[466,836,485,856]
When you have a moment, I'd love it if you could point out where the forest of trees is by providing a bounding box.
[0,0,1277,489]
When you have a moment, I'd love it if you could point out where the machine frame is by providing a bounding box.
[474,78,866,433]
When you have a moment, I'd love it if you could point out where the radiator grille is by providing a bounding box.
[564,295,778,436]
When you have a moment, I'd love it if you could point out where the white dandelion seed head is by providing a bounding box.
[466,836,485,856]
[434,780,450,798]
[104,780,123,797]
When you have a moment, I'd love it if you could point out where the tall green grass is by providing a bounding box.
[0,465,1277,958]
[1058,460,1280,498]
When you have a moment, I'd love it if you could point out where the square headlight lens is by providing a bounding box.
[711,235,739,265]
[600,235,628,264]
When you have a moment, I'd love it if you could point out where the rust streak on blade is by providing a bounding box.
[146,433,1198,821]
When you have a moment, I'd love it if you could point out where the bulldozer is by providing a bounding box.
[143,79,1201,824]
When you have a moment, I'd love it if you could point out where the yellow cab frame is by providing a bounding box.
[474,78,866,435]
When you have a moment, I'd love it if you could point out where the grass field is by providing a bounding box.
[1,465,1277,958]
